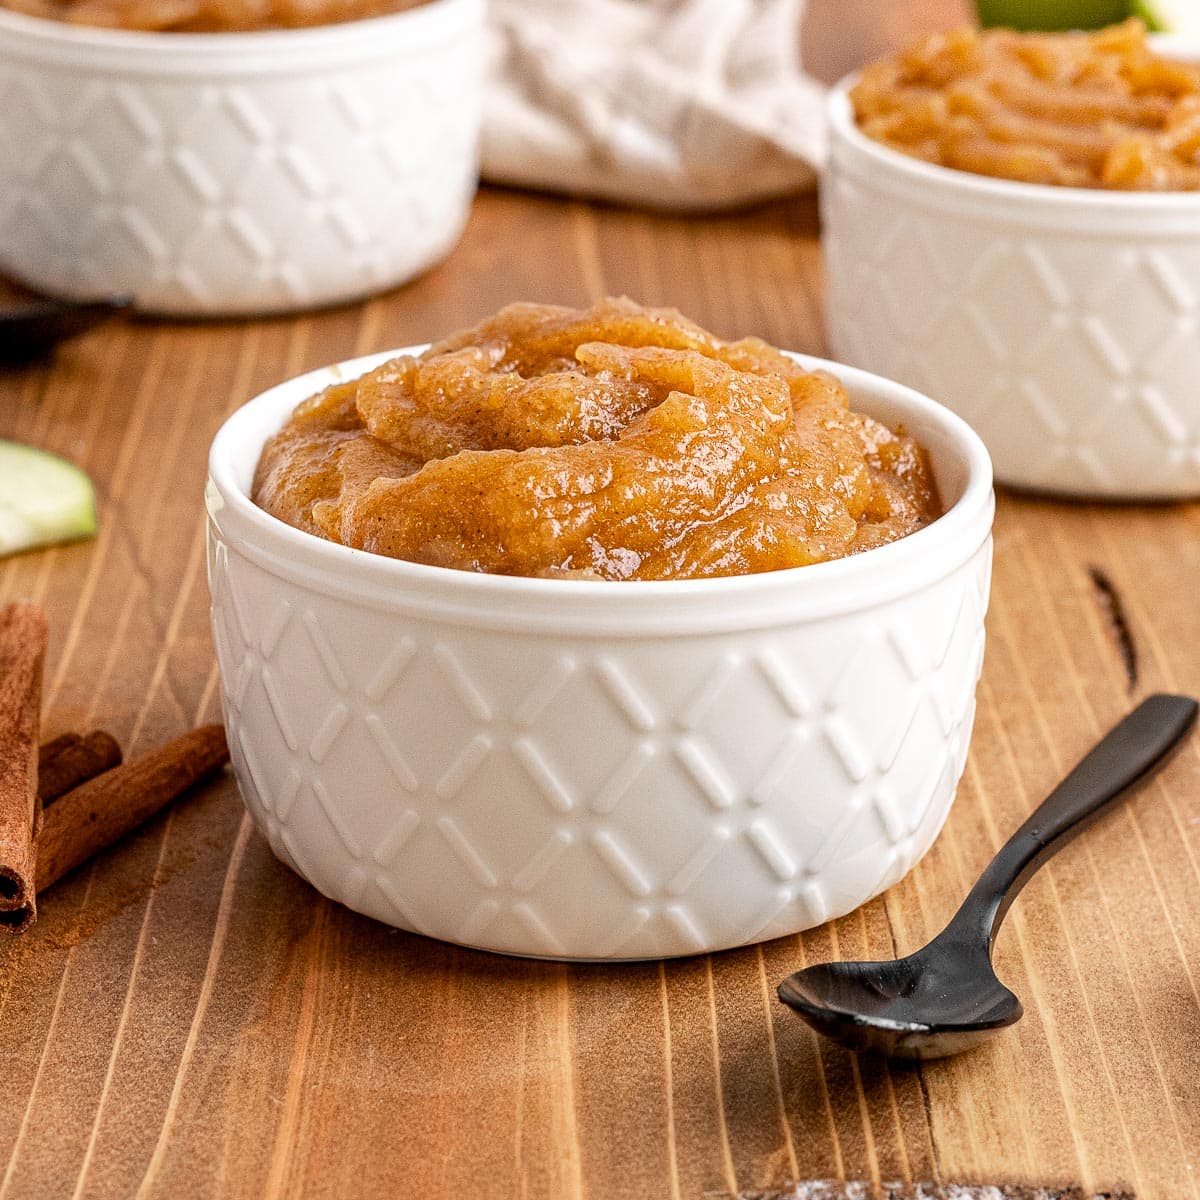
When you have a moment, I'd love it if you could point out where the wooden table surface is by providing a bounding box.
[4,4,1200,1198]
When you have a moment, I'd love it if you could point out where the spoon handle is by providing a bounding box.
[948,694,1197,953]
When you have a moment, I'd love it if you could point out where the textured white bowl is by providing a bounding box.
[205,350,994,960]
[0,0,483,315]
[824,72,1200,499]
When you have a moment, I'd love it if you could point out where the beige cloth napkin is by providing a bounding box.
[482,0,824,211]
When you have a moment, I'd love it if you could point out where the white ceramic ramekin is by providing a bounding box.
[0,0,483,316]
[205,351,994,960]
[824,70,1200,499]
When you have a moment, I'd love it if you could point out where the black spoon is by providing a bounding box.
[0,295,133,364]
[779,693,1198,1060]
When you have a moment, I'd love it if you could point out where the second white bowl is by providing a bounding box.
[824,70,1200,500]
[0,0,483,316]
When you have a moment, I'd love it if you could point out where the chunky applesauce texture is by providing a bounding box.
[252,299,941,582]
[853,20,1200,190]
[2,0,426,31]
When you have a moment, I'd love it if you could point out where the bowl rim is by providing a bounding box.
[206,346,994,631]
[0,0,479,53]
[826,42,1200,211]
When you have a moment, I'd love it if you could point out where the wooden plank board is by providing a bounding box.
[2,184,1196,1200]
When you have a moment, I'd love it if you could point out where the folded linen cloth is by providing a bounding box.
[482,0,825,211]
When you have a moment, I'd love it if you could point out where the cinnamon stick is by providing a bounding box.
[37,730,122,807]
[0,603,48,933]
[39,732,81,768]
[35,725,228,894]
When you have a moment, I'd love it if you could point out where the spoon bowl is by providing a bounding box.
[0,295,132,364]
[779,694,1198,1059]
[779,944,1021,1058]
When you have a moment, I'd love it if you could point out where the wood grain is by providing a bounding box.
[2,6,1199,1197]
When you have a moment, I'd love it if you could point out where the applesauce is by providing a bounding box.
[852,20,1200,190]
[253,299,940,582]
[1,0,427,31]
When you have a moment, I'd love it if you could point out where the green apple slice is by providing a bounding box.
[1132,0,1200,33]
[975,0,1131,29]
[0,441,97,557]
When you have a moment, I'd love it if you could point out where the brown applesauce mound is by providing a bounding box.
[852,20,1200,190]
[2,0,426,32]
[252,299,941,582]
